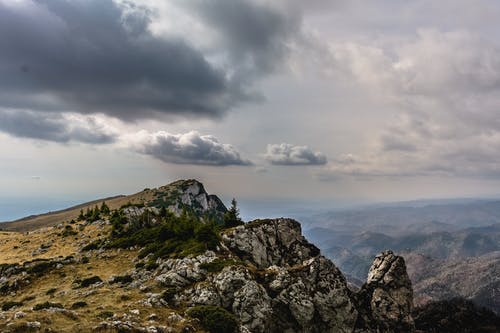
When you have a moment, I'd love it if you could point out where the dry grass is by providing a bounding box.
[0,221,196,332]
[0,189,157,232]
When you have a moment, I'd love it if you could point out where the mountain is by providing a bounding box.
[0,179,226,232]
[303,202,500,315]
[1,179,498,332]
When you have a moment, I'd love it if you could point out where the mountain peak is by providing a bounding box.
[151,179,227,219]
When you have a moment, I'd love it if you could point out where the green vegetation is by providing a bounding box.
[100,201,110,215]
[77,202,111,223]
[108,209,221,259]
[223,198,244,228]
[187,305,239,333]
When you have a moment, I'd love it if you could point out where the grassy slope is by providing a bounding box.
[0,189,156,232]
[0,219,196,332]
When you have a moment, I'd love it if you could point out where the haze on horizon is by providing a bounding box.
[2,0,500,221]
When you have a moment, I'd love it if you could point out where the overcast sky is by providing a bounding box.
[2,0,500,220]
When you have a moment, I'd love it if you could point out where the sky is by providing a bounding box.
[2,0,500,220]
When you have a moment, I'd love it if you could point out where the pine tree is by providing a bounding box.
[77,209,85,221]
[100,202,110,215]
[223,198,243,228]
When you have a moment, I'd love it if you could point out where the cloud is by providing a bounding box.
[185,0,300,78]
[0,0,305,121]
[0,0,231,120]
[0,109,117,144]
[310,29,500,180]
[124,130,252,166]
[265,143,327,165]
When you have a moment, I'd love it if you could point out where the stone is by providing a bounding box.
[355,250,415,333]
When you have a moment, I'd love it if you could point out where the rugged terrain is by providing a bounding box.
[303,203,500,314]
[0,180,498,332]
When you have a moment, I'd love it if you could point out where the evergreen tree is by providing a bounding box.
[100,202,110,215]
[77,209,85,221]
[223,198,243,228]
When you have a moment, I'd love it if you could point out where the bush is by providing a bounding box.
[33,301,63,310]
[108,210,222,260]
[109,275,133,285]
[161,287,178,304]
[2,301,23,311]
[78,276,102,288]
[98,311,114,319]
[70,301,88,309]
[187,305,239,333]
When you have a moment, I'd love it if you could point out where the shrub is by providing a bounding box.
[70,301,88,309]
[78,276,102,288]
[187,305,239,333]
[2,301,23,311]
[98,311,114,319]
[108,210,222,260]
[161,287,178,304]
[33,301,63,310]
[109,275,133,285]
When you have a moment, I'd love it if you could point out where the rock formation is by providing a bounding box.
[142,217,415,332]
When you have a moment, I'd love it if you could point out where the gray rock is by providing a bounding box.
[355,250,415,333]
[222,218,320,268]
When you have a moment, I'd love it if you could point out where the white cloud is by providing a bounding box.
[312,29,500,179]
[265,143,327,165]
[123,130,252,166]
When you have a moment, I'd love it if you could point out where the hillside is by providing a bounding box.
[0,179,411,332]
[0,179,498,332]
[0,179,226,232]
[303,203,500,315]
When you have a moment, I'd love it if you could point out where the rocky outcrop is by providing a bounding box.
[222,218,320,268]
[355,250,415,332]
[147,218,414,333]
[152,179,227,220]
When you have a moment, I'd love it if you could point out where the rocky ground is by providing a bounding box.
[1,180,499,332]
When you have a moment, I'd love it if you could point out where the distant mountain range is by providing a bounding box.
[303,200,500,314]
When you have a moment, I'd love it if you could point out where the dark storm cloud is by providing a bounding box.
[187,0,300,77]
[265,143,327,165]
[0,110,116,144]
[129,130,252,166]
[0,0,236,120]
